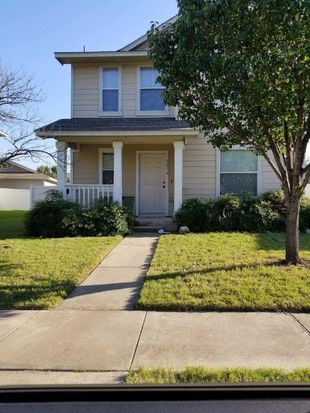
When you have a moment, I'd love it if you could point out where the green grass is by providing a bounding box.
[0,211,121,309]
[0,211,28,239]
[126,367,310,384]
[136,233,310,312]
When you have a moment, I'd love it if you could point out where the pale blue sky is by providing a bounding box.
[1,0,178,168]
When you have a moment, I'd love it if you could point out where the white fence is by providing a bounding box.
[0,186,57,210]
[0,188,31,210]
[30,185,57,207]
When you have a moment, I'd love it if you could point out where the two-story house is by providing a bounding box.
[35,17,280,220]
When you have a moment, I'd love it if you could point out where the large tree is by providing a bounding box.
[0,63,52,164]
[149,0,310,264]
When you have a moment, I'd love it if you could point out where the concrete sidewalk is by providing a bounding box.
[59,234,158,311]
[0,310,309,384]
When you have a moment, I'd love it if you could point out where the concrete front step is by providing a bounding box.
[134,226,162,233]
[135,217,176,233]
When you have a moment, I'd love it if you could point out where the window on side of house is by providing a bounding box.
[139,67,165,112]
[102,152,114,184]
[220,149,258,195]
[102,68,119,112]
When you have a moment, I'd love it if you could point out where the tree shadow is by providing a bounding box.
[64,279,144,310]
[254,233,310,261]
[146,260,283,282]
[0,281,76,310]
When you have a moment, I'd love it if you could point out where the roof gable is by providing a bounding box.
[119,15,177,52]
[0,160,57,183]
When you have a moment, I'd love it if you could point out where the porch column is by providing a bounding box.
[56,141,67,192]
[112,141,123,204]
[174,141,185,212]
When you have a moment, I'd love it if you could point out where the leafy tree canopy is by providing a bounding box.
[149,0,309,193]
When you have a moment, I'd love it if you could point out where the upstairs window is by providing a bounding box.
[139,67,166,112]
[220,149,258,196]
[102,68,119,113]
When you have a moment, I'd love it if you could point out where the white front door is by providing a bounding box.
[139,152,168,215]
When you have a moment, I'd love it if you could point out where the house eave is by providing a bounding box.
[0,173,57,183]
[36,129,198,139]
[55,51,149,65]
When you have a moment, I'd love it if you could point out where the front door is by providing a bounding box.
[139,152,168,215]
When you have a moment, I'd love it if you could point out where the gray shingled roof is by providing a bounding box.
[36,117,191,134]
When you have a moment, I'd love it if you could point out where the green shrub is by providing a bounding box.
[215,195,241,231]
[79,200,134,236]
[25,191,133,238]
[300,197,310,232]
[25,191,83,238]
[174,191,310,233]
[174,198,217,232]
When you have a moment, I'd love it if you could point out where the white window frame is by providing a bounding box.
[136,66,169,116]
[216,146,262,197]
[98,148,114,184]
[98,66,122,116]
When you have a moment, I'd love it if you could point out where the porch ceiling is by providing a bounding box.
[57,135,187,145]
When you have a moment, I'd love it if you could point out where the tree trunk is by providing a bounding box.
[285,195,301,264]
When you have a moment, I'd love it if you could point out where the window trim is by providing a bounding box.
[98,148,114,184]
[98,66,122,117]
[216,146,262,197]
[136,66,169,116]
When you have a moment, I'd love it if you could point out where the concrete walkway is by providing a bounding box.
[59,234,158,310]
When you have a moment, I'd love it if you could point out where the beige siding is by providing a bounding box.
[72,144,102,184]
[261,157,281,193]
[72,65,100,118]
[183,134,217,199]
[72,62,174,118]
[122,66,137,117]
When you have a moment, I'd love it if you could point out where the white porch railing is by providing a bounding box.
[65,184,114,208]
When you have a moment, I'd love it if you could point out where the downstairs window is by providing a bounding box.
[220,149,258,196]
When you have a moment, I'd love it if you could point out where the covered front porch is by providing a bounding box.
[56,138,187,216]
[35,116,197,215]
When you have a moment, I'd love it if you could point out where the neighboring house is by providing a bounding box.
[0,160,57,189]
[0,161,57,210]
[35,16,282,218]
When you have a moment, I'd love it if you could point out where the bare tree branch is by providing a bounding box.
[0,62,53,166]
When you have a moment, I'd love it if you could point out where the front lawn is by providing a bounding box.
[127,367,310,384]
[136,233,310,312]
[0,211,27,239]
[0,211,121,309]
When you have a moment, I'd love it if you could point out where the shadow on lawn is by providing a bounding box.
[146,260,283,282]
[254,232,310,251]
[0,280,76,310]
